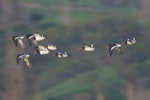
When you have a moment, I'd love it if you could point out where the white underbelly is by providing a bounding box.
[39,50,49,55]
[35,36,45,41]
[84,47,95,51]
[48,46,57,50]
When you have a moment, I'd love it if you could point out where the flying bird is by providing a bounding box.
[61,52,71,57]
[105,43,123,56]
[53,52,63,58]
[9,35,26,48]
[80,43,95,51]
[16,54,32,68]
[122,37,136,45]
[53,51,71,58]
[26,32,46,46]
[47,44,58,51]
[34,45,50,55]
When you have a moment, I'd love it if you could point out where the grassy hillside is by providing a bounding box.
[34,67,124,100]
[1,0,150,100]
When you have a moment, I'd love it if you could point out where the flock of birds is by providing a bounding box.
[9,33,136,68]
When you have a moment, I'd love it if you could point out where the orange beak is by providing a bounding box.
[52,54,56,56]
[104,45,109,48]
[79,48,83,50]
[8,36,12,40]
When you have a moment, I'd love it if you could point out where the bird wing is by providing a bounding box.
[33,33,40,37]
[38,45,46,50]
[107,44,116,56]
[110,45,117,51]
[109,47,114,56]
[39,50,49,55]
[83,43,89,47]
[32,40,38,46]
[47,45,57,50]
[16,55,21,64]
[23,58,32,68]
[26,37,33,46]
[26,34,35,46]
[28,39,38,46]
[13,38,18,47]
[84,45,90,48]
[18,39,25,48]
[33,32,40,36]
[117,47,123,54]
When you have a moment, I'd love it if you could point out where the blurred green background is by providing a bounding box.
[0,0,150,100]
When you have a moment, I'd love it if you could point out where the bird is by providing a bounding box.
[122,37,136,45]
[80,43,95,51]
[25,32,46,46]
[34,45,50,55]
[61,52,71,57]
[16,54,32,68]
[9,35,26,48]
[53,51,71,58]
[47,44,58,51]
[25,33,34,46]
[105,43,123,56]
[53,52,63,58]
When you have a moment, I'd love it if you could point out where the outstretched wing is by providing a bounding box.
[16,55,21,65]
[108,44,115,56]
[18,39,25,48]
[13,38,18,47]
[83,43,89,47]
[109,47,114,56]
[33,33,41,37]
[23,58,32,68]
[32,40,38,46]
[27,38,32,46]
[26,34,34,46]
[117,47,123,54]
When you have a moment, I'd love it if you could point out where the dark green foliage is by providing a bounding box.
[30,11,44,22]
[1,0,150,100]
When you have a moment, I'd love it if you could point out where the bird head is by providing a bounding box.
[90,44,95,47]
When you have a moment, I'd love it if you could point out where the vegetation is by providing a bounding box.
[0,0,150,100]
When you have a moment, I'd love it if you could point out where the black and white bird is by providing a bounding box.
[9,35,26,48]
[26,33,46,46]
[16,54,32,68]
[80,43,95,51]
[34,45,50,55]
[105,43,123,56]
[53,51,71,58]
[61,52,71,57]
[47,44,58,51]
[53,52,63,58]
[122,37,136,45]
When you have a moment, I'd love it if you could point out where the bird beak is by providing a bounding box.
[104,45,109,48]
[8,36,12,40]
[79,48,82,50]
[52,54,56,56]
